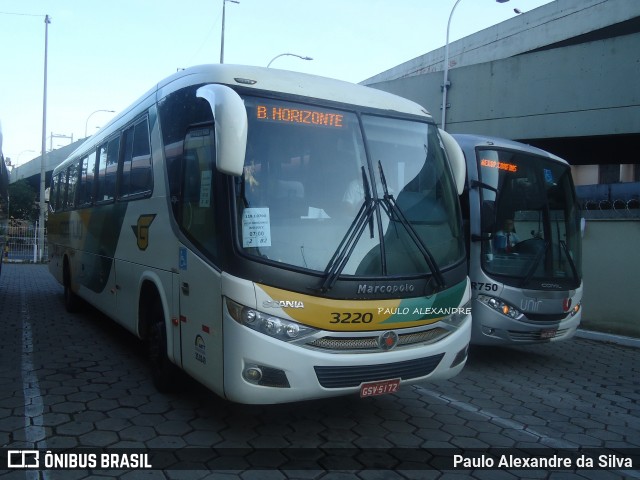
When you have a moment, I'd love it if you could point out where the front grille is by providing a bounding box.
[306,327,450,352]
[314,354,444,388]
[524,312,570,322]
[508,328,569,342]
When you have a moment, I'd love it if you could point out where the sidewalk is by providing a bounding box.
[576,328,640,348]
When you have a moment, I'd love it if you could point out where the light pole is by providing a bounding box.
[38,14,50,263]
[220,0,240,64]
[84,109,115,137]
[441,0,510,130]
[267,53,313,68]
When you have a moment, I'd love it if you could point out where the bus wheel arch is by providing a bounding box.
[62,255,81,313]
[139,279,181,392]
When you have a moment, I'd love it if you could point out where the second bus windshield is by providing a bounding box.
[235,96,464,278]
[478,148,582,287]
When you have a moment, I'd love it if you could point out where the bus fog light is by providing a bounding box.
[243,366,263,383]
[571,302,581,317]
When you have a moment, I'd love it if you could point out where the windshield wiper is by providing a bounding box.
[377,160,446,291]
[318,166,375,292]
[519,240,550,288]
[559,240,581,286]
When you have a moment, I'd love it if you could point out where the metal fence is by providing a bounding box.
[1,222,48,263]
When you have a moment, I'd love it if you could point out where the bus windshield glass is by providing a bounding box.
[478,148,582,286]
[235,96,464,278]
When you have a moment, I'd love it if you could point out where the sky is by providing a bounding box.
[1,0,554,166]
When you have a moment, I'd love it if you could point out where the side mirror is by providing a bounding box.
[438,128,466,195]
[196,84,247,176]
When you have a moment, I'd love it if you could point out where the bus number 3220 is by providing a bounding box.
[329,312,374,324]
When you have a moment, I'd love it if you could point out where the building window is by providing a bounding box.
[598,164,620,184]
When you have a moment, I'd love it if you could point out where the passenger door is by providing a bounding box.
[175,127,224,394]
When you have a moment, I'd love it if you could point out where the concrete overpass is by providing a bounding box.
[8,138,86,192]
[362,0,640,187]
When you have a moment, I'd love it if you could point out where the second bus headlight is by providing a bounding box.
[477,294,522,319]
[226,298,318,342]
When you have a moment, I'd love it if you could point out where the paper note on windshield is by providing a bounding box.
[199,170,212,207]
[242,208,272,247]
[301,206,330,219]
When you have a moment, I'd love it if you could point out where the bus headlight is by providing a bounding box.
[442,300,472,328]
[226,298,318,342]
[477,294,522,319]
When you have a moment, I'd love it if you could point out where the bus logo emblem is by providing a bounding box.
[378,331,399,351]
[132,214,156,250]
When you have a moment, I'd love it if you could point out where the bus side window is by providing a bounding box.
[77,153,96,207]
[97,136,119,203]
[60,170,69,211]
[179,127,217,261]
[51,173,61,212]
[120,117,152,198]
[66,163,79,210]
[76,156,88,207]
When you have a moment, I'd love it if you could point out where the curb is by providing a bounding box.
[576,329,640,348]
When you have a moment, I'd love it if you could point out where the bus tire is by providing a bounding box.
[63,259,81,313]
[147,300,182,392]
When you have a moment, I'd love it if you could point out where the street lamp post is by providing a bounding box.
[85,109,115,137]
[220,0,240,64]
[267,53,313,68]
[441,0,510,130]
[38,14,51,263]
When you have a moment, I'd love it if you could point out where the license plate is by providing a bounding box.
[540,329,557,339]
[360,378,400,398]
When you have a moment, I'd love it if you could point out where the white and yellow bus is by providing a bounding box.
[48,65,471,404]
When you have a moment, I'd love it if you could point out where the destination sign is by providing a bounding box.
[480,158,518,173]
[256,105,344,128]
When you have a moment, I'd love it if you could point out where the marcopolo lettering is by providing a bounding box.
[357,283,415,294]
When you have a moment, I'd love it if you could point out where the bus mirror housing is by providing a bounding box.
[196,84,248,176]
[439,129,466,196]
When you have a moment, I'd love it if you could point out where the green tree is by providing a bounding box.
[8,180,39,222]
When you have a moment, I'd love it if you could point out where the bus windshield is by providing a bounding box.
[477,148,582,287]
[235,96,464,280]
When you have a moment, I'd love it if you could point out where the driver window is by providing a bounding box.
[179,127,218,261]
